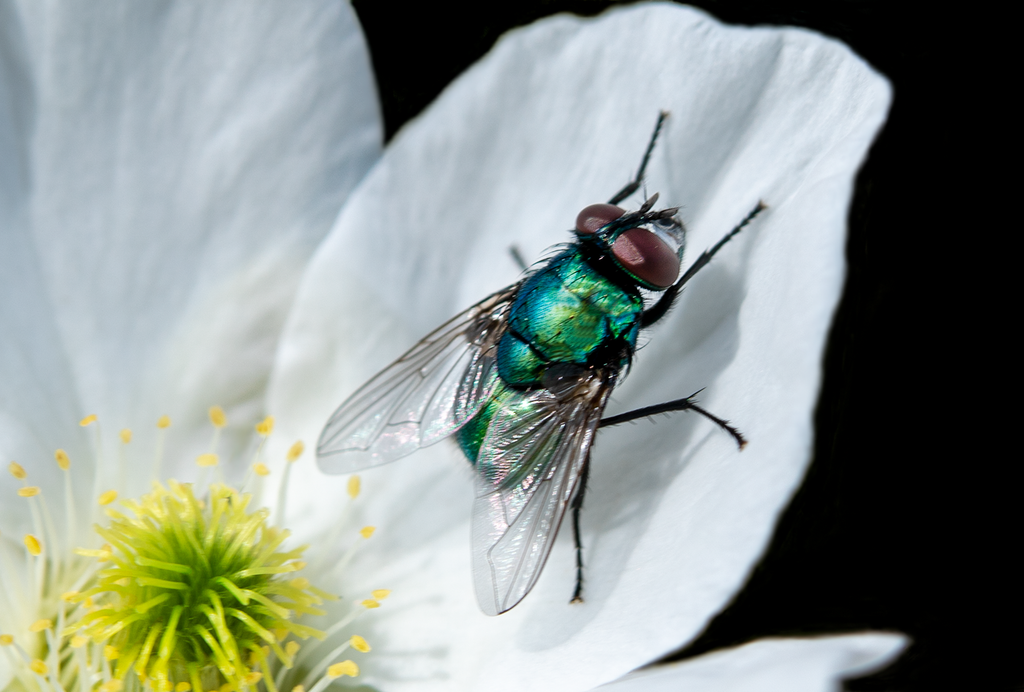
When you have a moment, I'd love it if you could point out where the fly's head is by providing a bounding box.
[573,193,685,290]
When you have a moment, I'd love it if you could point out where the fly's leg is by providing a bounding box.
[599,390,747,449]
[641,201,767,328]
[569,451,592,604]
[509,245,529,272]
[608,111,669,206]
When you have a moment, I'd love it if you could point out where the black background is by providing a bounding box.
[350,2,1016,690]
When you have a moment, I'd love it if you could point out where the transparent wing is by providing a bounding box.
[471,372,613,615]
[317,286,517,474]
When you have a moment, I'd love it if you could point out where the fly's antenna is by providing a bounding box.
[608,111,670,206]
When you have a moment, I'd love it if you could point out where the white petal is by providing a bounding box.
[598,633,907,692]
[0,0,380,524]
[269,4,890,691]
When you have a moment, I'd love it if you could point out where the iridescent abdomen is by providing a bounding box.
[456,248,643,461]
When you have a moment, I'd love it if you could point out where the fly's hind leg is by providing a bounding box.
[509,245,529,273]
[599,390,747,449]
[569,451,592,604]
[608,111,669,206]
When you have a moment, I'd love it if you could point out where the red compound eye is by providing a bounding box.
[611,227,681,288]
[575,203,625,234]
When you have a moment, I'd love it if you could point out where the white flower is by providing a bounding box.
[1,1,380,689]
[266,4,895,692]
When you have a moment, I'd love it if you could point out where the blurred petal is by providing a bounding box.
[598,634,907,692]
[0,0,380,524]
[270,4,889,691]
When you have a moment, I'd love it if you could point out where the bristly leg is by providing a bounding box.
[569,451,592,604]
[509,245,529,273]
[641,200,767,328]
[608,111,670,206]
[598,390,747,449]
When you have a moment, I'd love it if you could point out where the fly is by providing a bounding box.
[317,112,766,615]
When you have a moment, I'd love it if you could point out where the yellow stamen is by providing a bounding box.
[8,461,26,479]
[255,416,274,436]
[196,453,219,467]
[0,634,13,645]
[98,490,118,506]
[120,428,133,443]
[55,449,70,469]
[18,486,40,497]
[100,680,123,692]
[286,441,304,462]
[291,687,304,692]
[361,600,379,609]
[208,406,227,428]
[359,526,375,539]
[244,672,262,685]
[29,619,52,633]
[254,463,270,477]
[24,534,41,556]
[157,415,171,429]
[274,629,289,643]
[175,683,191,692]
[288,561,307,571]
[62,591,79,601]
[349,635,370,653]
[29,659,48,675]
[347,475,360,499]
[327,661,358,678]
[371,589,391,600]
[71,635,88,648]
[285,641,300,657]
[104,644,120,660]
[80,414,97,426]
[290,578,309,589]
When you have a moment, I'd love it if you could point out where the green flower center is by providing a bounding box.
[69,481,331,692]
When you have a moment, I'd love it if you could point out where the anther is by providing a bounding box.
[156,415,171,429]
[24,534,41,556]
[29,619,52,632]
[359,526,375,539]
[8,461,26,479]
[55,449,70,470]
[196,453,219,467]
[120,429,132,443]
[349,635,370,653]
[371,590,390,600]
[361,600,379,609]
[256,416,274,436]
[254,463,270,476]
[327,661,358,678]
[209,406,227,428]
[18,487,40,497]
[98,490,118,506]
[287,441,305,462]
[0,634,13,645]
[29,660,48,675]
[80,414,97,427]
[347,476,361,499]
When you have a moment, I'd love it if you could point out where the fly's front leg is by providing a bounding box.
[569,451,592,604]
[608,111,669,206]
[641,201,767,328]
[599,390,747,449]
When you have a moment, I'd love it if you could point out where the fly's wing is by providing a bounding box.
[317,286,517,474]
[471,371,613,615]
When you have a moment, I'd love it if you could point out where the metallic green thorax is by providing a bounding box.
[457,247,643,461]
